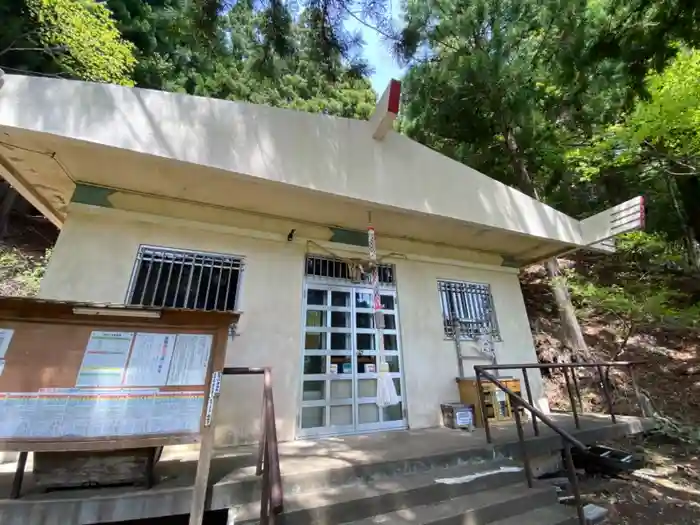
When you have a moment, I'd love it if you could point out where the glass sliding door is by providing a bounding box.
[298,283,406,438]
[353,288,405,432]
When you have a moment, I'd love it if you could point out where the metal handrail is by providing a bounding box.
[476,368,588,525]
[476,369,587,450]
[481,361,645,370]
[223,367,284,523]
[474,360,647,525]
[475,361,646,439]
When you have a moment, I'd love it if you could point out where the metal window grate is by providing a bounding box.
[437,280,500,340]
[127,246,243,312]
[305,255,396,285]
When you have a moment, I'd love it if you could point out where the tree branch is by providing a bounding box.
[642,139,700,173]
[0,29,42,57]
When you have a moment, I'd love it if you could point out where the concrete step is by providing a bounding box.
[338,483,560,525]
[232,461,534,524]
[210,448,517,509]
[489,504,578,525]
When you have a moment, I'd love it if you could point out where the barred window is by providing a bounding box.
[437,280,500,340]
[127,246,243,312]
[305,255,396,285]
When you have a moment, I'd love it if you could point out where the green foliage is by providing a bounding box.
[105,0,376,118]
[563,49,700,255]
[395,1,700,265]
[0,248,51,297]
[569,277,691,329]
[584,0,700,100]
[567,233,700,336]
[25,0,136,84]
[627,49,700,160]
[615,232,687,266]
[398,0,633,203]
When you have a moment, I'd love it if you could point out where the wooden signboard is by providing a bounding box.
[0,297,237,452]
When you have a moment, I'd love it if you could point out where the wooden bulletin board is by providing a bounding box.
[0,297,238,452]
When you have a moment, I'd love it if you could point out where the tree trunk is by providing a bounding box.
[664,174,700,269]
[676,175,700,246]
[0,186,17,239]
[544,258,589,356]
[504,129,589,358]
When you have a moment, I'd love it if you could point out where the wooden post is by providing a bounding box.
[10,451,28,499]
[188,326,228,525]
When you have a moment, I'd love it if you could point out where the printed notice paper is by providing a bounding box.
[0,390,205,439]
[0,328,14,360]
[166,334,213,386]
[123,333,176,387]
[76,331,135,387]
[0,329,215,440]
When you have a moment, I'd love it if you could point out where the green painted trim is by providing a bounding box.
[329,227,368,247]
[71,184,116,208]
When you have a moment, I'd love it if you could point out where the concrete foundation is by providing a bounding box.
[0,414,651,525]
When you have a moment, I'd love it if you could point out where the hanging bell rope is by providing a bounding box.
[368,212,400,408]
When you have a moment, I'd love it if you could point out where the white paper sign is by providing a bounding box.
[455,410,473,427]
[76,331,135,387]
[0,328,14,360]
[166,334,212,386]
[123,333,176,387]
[0,390,205,439]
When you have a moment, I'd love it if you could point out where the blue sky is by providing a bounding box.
[344,1,406,93]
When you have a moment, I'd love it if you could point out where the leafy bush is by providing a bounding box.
[0,248,51,297]
[616,232,687,267]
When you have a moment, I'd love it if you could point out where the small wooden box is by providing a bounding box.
[456,377,523,428]
[440,403,475,430]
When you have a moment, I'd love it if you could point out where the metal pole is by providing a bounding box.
[514,401,533,488]
[563,367,580,429]
[563,440,586,525]
[475,370,492,443]
[256,388,268,476]
[628,364,647,417]
[571,367,583,412]
[596,365,616,424]
[478,369,587,450]
[454,319,465,378]
[265,369,283,514]
[521,367,539,436]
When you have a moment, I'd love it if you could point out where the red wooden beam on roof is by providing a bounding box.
[370,79,401,141]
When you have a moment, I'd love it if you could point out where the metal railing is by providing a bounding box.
[474,361,646,442]
[473,361,646,525]
[223,367,283,524]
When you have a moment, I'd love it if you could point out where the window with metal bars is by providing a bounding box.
[437,280,500,340]
[305,254,396,285]
[127,246,243,312]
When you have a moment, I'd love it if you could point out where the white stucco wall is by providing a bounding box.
[394,259,546,429]
[39,207,544,444]
[40,208,307,446]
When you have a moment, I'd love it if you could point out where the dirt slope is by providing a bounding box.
[521,258,700,425]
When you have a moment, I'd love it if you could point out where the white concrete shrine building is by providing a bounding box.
[0,74,643,445]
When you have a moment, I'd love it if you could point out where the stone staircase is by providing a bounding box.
[231,456,599,525]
